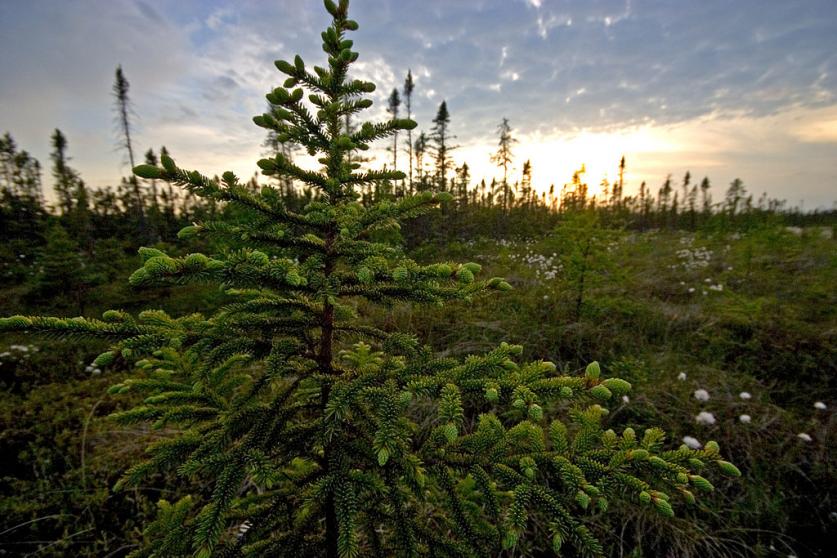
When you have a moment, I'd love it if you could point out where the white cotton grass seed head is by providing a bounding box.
[797,433,812,442]
[696,411,716,425]
[739,391,751,400]
[739,414,751,424]
[814,401,827,410]
[693,389,710,401]
[678,372,687,381]
[682,436,702,449]
[622,395,630,403]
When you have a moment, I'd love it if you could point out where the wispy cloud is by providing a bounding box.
[1,0,835,206]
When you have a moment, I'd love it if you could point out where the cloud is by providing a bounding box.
[1,0,836,207]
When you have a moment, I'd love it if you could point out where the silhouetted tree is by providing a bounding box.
[725,178,747,217]
[431,100,454,190]
[403,70,415,192]
[414,131,428,189]
[491,117,516,210]
[112,65,147,236]
[612,155,625,209]
[700,176,712,217]
[521,159,532,208]
[49,129,79,215]
[386,88,401,176]
[657,175,672,227]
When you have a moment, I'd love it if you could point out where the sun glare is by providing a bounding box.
[457,126,670,200]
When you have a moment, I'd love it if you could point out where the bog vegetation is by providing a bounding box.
[0,1,834,557]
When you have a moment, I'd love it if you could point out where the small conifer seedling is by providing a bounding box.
[0,1,739,556]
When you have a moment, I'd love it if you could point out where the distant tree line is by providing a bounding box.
[2,66,834,272]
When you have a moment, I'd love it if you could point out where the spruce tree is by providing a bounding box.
[700,176,712,217]
[491,118,516,211]
[612,155,625,210]
[28,224,98,313]
[113,65,148,237]
[144,148,161,215]
[725,178,746,217]
[657,175,672,227]
[0,2,738,556]
[431,101,455,191]
[414,131,428,190]
[50,129,77,215]
[386,88,401,173]
[521,159,532,209]
[403,70,415,193]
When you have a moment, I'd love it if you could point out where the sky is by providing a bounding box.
[1,0,836,208]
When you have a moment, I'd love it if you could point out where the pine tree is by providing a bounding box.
[0,133,46,247]
[612,155,625,210]
[70,178,92,247]
[1,2,738,556]
[657,175,672,228]
[491,118,516,211]
[113,65,148,237]
[687,183,698,229]
[413,131,428,190]
[28,224,98,313]
[403,70,415,193]
[681,171,691,207]
[725,178,746,217]
[638,180,649,229]
[431,100,455,191]
[520,159,532,209]
[455,162,470,206]
[50,129,77,215]
[700,176,712,217]
[386,88,401,174]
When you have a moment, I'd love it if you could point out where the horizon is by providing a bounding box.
[1,0,836,209]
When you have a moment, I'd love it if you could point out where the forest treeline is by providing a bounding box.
[1,66,834,292]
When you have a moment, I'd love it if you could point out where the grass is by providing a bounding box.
[1,222,834,556]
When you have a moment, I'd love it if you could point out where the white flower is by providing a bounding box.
[739,391,751,400]
[739,414,751,423]
[682,436,702,449]
[696,411,717,425]
[797,433,812,442]
[677,372,687,381]
[622,395,630,403]
[688,287,696,293]
[814,401,827,410]
[543,295,549,300]
[693,389,710,401]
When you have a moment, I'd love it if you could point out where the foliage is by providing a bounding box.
[0,2,743,557]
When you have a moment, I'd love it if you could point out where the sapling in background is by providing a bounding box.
[0,1,739,557]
